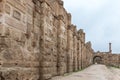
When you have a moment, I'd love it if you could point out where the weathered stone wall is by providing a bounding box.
[0,0,94,80]
[94,52,120,68]
[0,0,40,80]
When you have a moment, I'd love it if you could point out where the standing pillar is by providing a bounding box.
[109,43,112,53]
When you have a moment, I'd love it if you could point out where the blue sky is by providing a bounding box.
[63,0,120,53]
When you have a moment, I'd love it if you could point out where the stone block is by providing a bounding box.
[13,10,21,20]
[5,4,11,15]
[42,74,52,80]
[0,13,3,23]
[27,5,33,15]
[27,14,33,24]
[0,2,3,12]
[9,28,22,41]
[0,25,9,37]
[5,16,26,32]
[6,0,26,13]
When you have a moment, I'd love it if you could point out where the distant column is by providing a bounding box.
[109,43,112,53]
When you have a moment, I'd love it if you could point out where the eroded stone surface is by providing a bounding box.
[94,52,120,67]
[0,0,94,80]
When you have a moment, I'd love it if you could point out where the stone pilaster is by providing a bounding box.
[73,26,78,71]
[57,15,67,75]
[66,25,74,72]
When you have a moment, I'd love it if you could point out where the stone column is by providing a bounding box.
[73,35,78,71]
[66,25,74,72]
[77,39,82,70]
[39,1,52,80]
[57,15,67,75]
[109,43,112,53]
[79,29,85,69]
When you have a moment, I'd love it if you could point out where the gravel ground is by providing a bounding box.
[51,64,120,80]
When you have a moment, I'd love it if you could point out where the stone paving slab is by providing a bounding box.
[51,64,120,80]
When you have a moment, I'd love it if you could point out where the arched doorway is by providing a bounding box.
[93,56,102,64]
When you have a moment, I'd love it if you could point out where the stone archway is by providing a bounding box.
[93,56,102,64]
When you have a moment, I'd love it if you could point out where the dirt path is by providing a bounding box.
[51,64,120,80]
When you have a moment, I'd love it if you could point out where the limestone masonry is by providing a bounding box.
[0,0,120,80]
[0,0,94,79]
[94,43,120,67]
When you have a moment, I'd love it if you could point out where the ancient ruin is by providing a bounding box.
[0,0,120,80]
[93,43,120,67]
[0,0,94,79]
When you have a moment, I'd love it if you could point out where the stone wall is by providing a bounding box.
[0,0,94,80]
[0,0,40,80]
[94,52,120,68]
